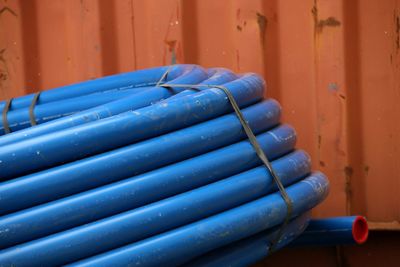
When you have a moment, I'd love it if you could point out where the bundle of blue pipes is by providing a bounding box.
[0,64,364,266]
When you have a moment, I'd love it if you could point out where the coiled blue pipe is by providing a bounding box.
[0,65,173,111]
[0,124,296,247]
[0,100,280,212]
[0,68,242,176]
[0,65,330,267]
[183,213,312,267]
[2,86,152,132]
[0,152,315,265]
[0,64,208,137]
[0,75,263,178]
[65,173,329,267]
[0,67,236,138]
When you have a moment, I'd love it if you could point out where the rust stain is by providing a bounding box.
[164,40,177,64]
[311,2,318,39]
[318,17,341,30]
[256,12,267,46]
[0,6,17,17]
[312,1,341,36]
[318,134,322,149]
[364,165,370,175]
[0,48,8,84]
[165,40,177,52]
[344,166,353,215]
[319,160,326,167]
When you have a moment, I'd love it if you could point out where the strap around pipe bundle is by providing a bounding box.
[2,98,12,134]
[29,92,41,127]
[157,67,293,252]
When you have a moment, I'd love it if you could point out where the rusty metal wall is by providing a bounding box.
[1,0,400,265]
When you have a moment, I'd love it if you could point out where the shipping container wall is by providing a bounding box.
[1,0,400,265]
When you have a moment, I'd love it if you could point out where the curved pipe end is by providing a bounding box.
[352,216,369,244]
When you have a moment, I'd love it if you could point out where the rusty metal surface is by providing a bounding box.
[0,0,400,264]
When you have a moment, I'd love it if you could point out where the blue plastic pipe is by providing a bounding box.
[164,67,239,101]
[0,65,177,111]
[0,130,298,248]
[290,216,369,247]
[0,67,237,135]
[0,124,296,246]
[183,213,312,267]
[0,67,223,177]
[0,65,188,135]
[0,100,280,212]
[0,65,208,134]
[0,151,314,265]
[2,87,153,132]
[0,69,248,157]
[0,64,208,136]
[185,216,368,267]
[65,173,329,267]
[0,70,240,175]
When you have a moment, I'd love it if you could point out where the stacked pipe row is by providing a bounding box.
[0,65,330,266]
[184,216,369,267]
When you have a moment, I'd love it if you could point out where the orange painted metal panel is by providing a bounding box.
[0,0,399,227]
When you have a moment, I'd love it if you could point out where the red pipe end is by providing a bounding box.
[352,216,369,244]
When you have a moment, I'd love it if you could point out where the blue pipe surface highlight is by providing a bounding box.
[0,124,297,247]
[0,100,280,213]
[0,151,314,265]
[65,173,329,267]
[183,213,311,267]
[0,64,208,139]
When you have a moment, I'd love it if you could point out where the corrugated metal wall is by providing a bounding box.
[1,0,400,265]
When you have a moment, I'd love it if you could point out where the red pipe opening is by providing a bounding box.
[352,216,369,244]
